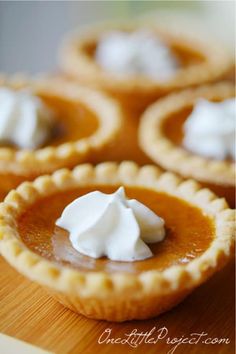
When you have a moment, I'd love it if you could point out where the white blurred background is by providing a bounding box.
[0,0,235,74]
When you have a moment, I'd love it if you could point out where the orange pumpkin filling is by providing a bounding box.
[18,185,214,274]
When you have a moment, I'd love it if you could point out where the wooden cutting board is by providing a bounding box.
[0,256,234,354]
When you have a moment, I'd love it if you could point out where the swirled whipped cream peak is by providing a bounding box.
[56,187,166,262]
[95,30,178,81]
[0,88,54,149]
[183,98,236,160]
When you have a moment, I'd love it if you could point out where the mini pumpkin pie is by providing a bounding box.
[0,162,234,321]
[0,75,122,200]
[60,23,233,112]
[139,83,235,208]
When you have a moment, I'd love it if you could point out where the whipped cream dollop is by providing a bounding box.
[183,98,236,160]
[0,88,54,149]
[56,187,165,262]
[95,30,178,81]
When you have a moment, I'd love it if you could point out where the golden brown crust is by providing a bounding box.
[139,82,235,186]
[0,75,122,175]
[60,23,233,99]
[0,162,234,321]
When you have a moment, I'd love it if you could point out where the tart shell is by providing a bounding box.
[139,83,235,187]
[60,23,233,111]
[0,162,234,321]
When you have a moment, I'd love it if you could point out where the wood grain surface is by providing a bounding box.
[0,256,234,354]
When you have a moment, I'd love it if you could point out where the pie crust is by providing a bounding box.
[0,162,234,321]
[60,23,233,110]
[0,75,122,175]
[139,83,235,190]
